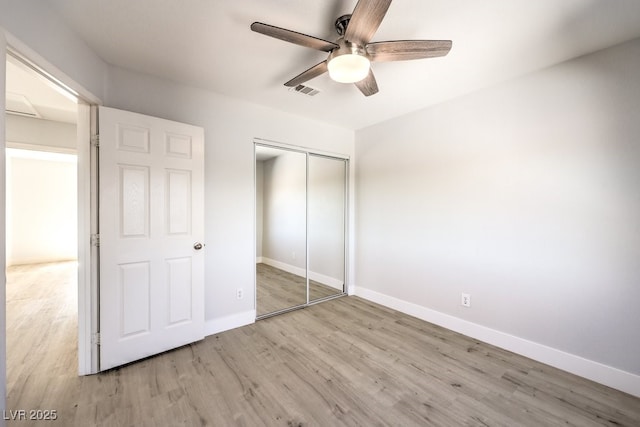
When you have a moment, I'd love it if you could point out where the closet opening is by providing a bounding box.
[254,141,348,319]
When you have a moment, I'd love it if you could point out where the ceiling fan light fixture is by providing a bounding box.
[250,0,452,96]
[328,54,370,83]
[327,39,370,84]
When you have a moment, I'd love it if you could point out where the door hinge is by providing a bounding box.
[91,234,100,247]
[91,332,101,346]
[91,134,100,147]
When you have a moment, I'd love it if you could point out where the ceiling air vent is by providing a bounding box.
[290,84,320,97]
[6,92,41,118]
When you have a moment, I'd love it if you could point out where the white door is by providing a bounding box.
[98,106,205,370]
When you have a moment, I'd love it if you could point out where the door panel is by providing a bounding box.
[167,257,193,324]
[166,169,192,235]
[99,106,204,370]
[308,155,347,302]
[120,165,149,237]
[255,145,307,317]
[119,262,151,337]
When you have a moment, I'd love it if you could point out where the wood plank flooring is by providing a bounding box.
[7,262,640,426]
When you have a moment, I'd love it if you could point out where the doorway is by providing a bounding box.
[4,53,81,402]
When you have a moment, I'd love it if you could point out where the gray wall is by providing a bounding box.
[261,152,307,270]
[5,116,78,265]
[6,150,77,265]
[356,38,640,378]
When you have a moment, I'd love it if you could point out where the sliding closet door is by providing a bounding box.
[255,145,307,317]
[308,154,346,302]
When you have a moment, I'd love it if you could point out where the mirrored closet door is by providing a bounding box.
[255,145,308,316]
[255,143,348,319]
[308,154,346,303]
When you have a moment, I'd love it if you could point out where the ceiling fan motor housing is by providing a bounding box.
[329,38,368,60]
[335,14,351,36]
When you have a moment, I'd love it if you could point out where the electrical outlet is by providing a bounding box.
[236,288,243,300]
[461,293,471,307]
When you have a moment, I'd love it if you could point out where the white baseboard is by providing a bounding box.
[355,287,640,398]
[308,271,344,290]
[261,257,343,290]
[261,257,306,278]
[204,310,255,337]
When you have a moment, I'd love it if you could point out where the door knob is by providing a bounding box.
[193,242,204,250]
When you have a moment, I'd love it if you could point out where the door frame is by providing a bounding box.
[4,35,102,375]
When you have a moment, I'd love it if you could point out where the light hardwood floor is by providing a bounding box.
[7,262,640,426]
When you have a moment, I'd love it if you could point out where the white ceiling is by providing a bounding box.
[6,57,78,124]
[47,0,640,130]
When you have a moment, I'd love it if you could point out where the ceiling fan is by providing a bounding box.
[250,0,452,96]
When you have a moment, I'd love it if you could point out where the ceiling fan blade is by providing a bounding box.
[251,22,338,52]
[367,40,453,62]
[284,61,328,87]
[345,0,392,45]
[354,69,379,96]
